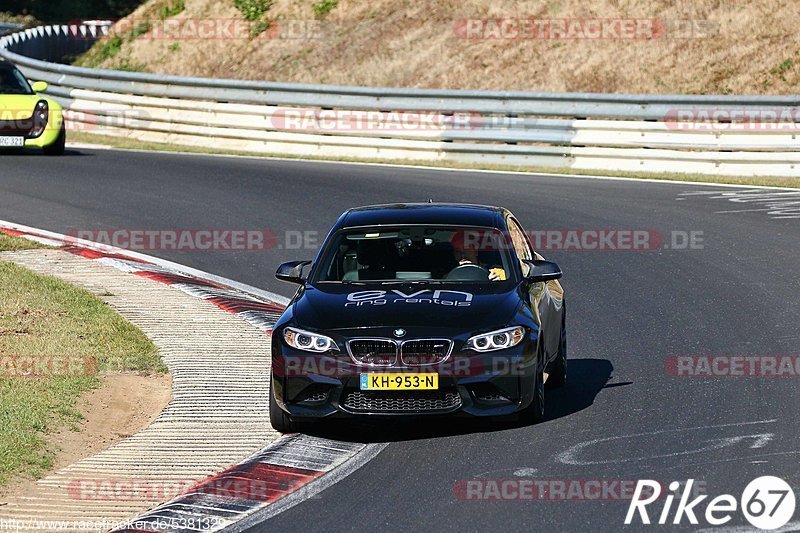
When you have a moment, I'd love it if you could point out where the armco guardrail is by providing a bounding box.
[3,24,800,176]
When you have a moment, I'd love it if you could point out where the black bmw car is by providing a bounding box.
[269,203,566,432]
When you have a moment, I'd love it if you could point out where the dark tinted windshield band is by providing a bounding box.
[312,225,518,284]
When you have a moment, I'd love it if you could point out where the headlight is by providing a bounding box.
[283,327,338,353]
[466,326,525,352]
[30,100,49,138]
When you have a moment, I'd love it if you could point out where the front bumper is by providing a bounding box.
[272,339,539,419]
[0,107,64,150]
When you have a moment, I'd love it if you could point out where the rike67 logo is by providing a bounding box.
[626,476,796,530]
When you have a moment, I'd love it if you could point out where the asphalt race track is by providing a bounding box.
[2,148,799,531]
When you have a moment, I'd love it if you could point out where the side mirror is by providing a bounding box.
[31,81,48,93]
[276,260,312,285]
[522,259,562,282]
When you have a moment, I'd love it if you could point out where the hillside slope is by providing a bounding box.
[77,0,800,94]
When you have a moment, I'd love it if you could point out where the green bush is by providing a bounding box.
[99,36,124,61]
[771,59,794,82]
[131,20,151,38]
[249,19,272,38]
[232,0,273,38]
[233,0,273,21]
[158,0,185,19]
[116,58,148,72]
[312,0,338,17]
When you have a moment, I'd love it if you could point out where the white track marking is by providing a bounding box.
[556,420,778,466]
[695,520,800,532]
[679,189,800,219]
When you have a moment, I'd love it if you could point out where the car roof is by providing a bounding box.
[336,203,508,229]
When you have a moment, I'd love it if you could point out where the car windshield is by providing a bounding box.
[0,67,33,95]
[314,226,517,283]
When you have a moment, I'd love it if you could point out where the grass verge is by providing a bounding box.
[0,233,164,486]
[0,233,53,252]
[68,131,800,189]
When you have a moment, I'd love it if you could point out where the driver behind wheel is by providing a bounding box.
[450,230,506,281]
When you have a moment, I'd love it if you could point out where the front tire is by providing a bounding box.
[518,361,545,423]
[43,124,66,156]
[269,379,300,433]
[548,305,567,388]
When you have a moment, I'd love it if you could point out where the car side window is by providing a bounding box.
[507,217,532,276]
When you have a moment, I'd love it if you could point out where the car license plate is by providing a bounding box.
[360,373,438,390]
[0,137,24,148]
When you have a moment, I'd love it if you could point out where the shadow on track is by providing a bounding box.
[0,149,91,156]
[302,358,616,443]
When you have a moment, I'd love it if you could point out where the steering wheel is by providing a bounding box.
[446,263,489,281]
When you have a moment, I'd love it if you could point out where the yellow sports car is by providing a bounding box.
[0,58,65,155]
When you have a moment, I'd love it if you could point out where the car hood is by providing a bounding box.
[291,282,522,331]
